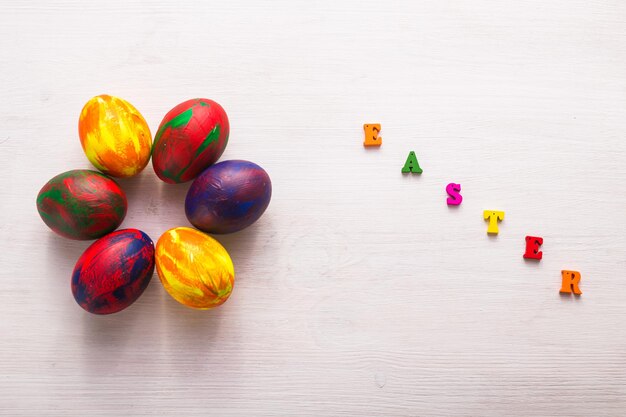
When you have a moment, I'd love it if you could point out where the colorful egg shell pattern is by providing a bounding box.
[185,160,272,234]
[151,98,230,184]
[78,95,152,177]
[72,229,155,314]
[156,227,234,309]
[36,170,127,240]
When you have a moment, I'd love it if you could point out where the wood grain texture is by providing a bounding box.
[1,0,626,415]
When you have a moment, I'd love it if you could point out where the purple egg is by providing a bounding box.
[185,160,272,234]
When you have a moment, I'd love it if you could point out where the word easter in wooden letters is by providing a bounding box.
[363,125,582,296]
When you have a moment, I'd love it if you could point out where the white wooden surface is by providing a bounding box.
[1,1,625,415]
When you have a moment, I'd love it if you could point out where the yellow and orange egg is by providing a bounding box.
[156,227,235,309]
[78,95,152,177]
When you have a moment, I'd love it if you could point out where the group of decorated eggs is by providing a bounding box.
[36,95,272,314]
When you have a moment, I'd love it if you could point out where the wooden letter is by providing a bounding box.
[363,124,382,146]
[446,183,462,205]
[483,210,504,234]
[560,270,582,295]
[523,236,543,260]
[401,151,423,174]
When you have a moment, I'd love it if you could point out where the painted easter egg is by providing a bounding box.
[36,170,127,240]
[156,227,234,309]
[72,229,155,314]
[78,95,152,177]
[185,160,272,234]
[152,98,230,183]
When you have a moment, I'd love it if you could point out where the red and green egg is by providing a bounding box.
[36,170,127,240]
[151,98,230,183]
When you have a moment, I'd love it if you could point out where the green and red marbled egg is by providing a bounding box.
[36,170,127,240]
[151,98,230,184]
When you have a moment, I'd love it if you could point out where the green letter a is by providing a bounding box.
[401,151,423,174]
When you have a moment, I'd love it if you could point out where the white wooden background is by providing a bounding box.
[1,1,625,415]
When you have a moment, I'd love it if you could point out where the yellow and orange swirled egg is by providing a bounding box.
[156,227,235,309]
[78,95,152,177]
